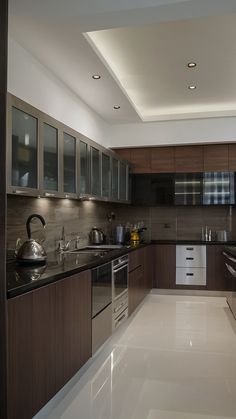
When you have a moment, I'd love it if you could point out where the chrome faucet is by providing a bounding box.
[58,226,71,252]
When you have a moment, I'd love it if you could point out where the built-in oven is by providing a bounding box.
[92,262,112,354]
[112,255,129,330]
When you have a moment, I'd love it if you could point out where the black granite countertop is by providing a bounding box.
[7,243,149,299]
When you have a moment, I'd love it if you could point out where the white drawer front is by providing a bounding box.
[176,245,206,268]
[176,267,206,286]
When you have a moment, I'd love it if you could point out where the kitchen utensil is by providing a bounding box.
[130,230,140,246]
[216,230,229,242]
[16,214,47,264]
[89,227,105,245]
[115,225,125,244]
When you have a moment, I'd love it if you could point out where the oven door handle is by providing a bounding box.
[113,264,128,273]
[225,262,236,278]
[223,252,236,264]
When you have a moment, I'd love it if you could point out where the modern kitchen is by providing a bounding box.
[2,1,236,419]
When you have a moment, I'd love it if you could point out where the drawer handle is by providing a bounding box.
[186,257,194,260]
[186,247,194,251]
[186,273,194,276]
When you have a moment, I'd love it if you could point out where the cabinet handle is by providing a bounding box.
[186,257,194,260]
[186,273,194,276]
[186,247,194,251]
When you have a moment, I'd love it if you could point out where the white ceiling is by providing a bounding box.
[8,0,236,123]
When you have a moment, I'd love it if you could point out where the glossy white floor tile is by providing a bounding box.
[35,295,236,419]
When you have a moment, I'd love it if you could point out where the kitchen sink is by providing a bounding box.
[63,244,125,256]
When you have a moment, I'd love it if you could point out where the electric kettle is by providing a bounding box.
[15,214,47,264]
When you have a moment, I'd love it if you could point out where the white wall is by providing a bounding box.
[8,37,110,147]
[108,117,236,148]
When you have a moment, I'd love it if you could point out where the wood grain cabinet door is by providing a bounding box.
[114,148,131,162]
[228,144,236,171]
[55,271,91,391]
[130,148,151,173]
[175,146,203,172]
[151,147,175,173]
[153,245,176,289]
[207,245,228,291]
[203,144,229,172]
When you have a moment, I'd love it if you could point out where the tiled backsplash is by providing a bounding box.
[7,196,115,252]
[7,196,236,253]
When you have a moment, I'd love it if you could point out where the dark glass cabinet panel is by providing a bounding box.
[92,262,112,318]
[175,173,202,205]
[132,174,152,205]
[12,107,38,189]
[152,174,174,205]
[112,158,119,200]
[91,147,101,196]
[80,141,90,195]
[43,123,58,191]
[63,133,76,194]
[203,172,235,205]
[119,162,127,201]
[102,153,111,198]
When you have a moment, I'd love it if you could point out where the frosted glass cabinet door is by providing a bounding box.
[91,146,101,196]
[112,158,119,200]
[102,153,111,198]
[43,123,58,191]
[119,161,127,201]
[80,141,90,195]
[64,133,76,194]
[12,107,38,189]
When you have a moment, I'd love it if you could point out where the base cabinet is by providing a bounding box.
[128,246,153,316]
[7,270,91,419]
[153,245,176,289]
[207,245,228,291]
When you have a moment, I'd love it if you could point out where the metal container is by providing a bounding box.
[16,214,47,264]
[115,225,125,244]
[216,230,229,242]
[89,227,104,245]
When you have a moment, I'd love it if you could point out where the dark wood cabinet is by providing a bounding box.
[7,270,91,419]
[130,148,151,173]
[175,146,203,172]
[207,245,228,291]
[204,144,229,172]
[228,144,236,171]
[128,247,152,315]
[114,148,131,162]
[153,245,176,289]
[151,147,175,173]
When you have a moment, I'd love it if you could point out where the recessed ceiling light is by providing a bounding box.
[113,105,120,110]
[92,74,101,80]
[187,62,197,68]
[188,85,196,90]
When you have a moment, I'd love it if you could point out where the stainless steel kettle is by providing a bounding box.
[16,214,47,264]
[89,227,104,245]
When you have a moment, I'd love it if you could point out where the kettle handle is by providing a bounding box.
[26,214,46,239]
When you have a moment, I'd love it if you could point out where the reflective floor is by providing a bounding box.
[35,295,236,419]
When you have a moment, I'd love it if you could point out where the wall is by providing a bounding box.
[115,205,235,242]
[7,37,110,147]
[7,196,117,253]
[108,118,236,148]
[7,196,236,254]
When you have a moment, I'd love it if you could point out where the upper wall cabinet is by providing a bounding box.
[7,94,130,203]
[203,144,229,172]
[229,144,236,172]
[175,146,203,173]
[130,148,151,173]
[8,102,40,196]
[151,147,175,173]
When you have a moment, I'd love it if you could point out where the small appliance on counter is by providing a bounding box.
[15,214,47,264]
[89,227,105,245]
[130,230,140,246]
[115,225,125,245]
[216,230,230,242]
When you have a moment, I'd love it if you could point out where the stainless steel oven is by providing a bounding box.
[112,255,128,330]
